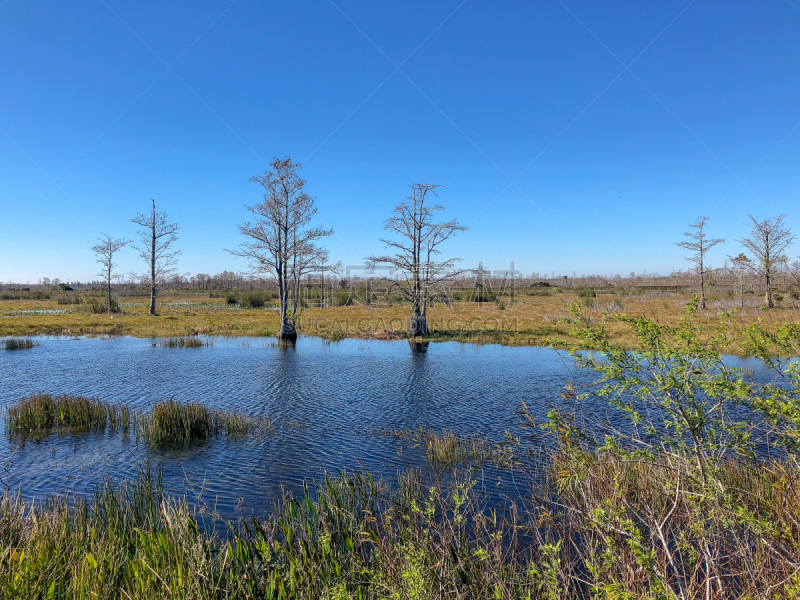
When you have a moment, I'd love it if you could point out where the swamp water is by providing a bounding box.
[0,336,768,521]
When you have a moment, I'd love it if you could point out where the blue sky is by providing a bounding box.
[1,0,799,283]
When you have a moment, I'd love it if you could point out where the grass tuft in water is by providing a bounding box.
[416,428,502,466]
[6,393,129,435]
[136,398,270,445]
[1,337,38,350]
[370,426,511,466]
[160,337,208,348]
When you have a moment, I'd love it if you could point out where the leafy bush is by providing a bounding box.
[332,291,353,307]
[242,292,266,309]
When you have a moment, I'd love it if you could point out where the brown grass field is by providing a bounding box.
[0,290,797,354]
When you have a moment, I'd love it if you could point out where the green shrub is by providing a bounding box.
[332,291,353,307]
[242,292,265,309]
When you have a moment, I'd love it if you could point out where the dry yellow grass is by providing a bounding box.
[1,291,797,354]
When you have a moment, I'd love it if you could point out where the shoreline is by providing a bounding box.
[1,292,798,356]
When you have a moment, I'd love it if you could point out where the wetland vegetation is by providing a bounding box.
[4,302,800,596]
[6,395,268,444]
[4,283,800,355]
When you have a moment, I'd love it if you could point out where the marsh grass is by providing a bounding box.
[4,454,799,598]
[160,337,208,348]
[5,393,129,435]
[135,399,270,445]
[5,395,267,444]
[1,337,38,350]
[370,426,511,466]
[0,463,535,599]
[5,291,800,354]
[420,429,494,465]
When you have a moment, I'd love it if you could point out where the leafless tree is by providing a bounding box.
[131,198,181,316]
[787,259,800,289]
[727,253,752,309]
[737,214,795,309]
[675,217,724,309]
[308,249,341,308]
[290,240,329,315]
[367,183,468,337]
[92,235,129,312]
[229,157,332,341]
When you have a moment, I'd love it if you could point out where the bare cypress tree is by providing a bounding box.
[92,235,129,313]
[312,251,341,309]
[131,198,181,316]
[290,240,329,316]
[229,158,332,341]
[367,183,467,338]
[737,214,795,309]
[727,253,752,309]
[675,217,725,309]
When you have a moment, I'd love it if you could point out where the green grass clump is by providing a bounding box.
[160,337,207,348]
[136,399,269,445]
[370,427,508,466]
[6,393,129,435]
[415,428,502,466]
[137,399,213,444]
[1,338,38,350]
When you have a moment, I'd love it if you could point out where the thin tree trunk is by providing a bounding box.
[740,275,744,308]
[149,222,156,316]
[765,271,773,309]
[107,274,112,314]
[699,258,706,309]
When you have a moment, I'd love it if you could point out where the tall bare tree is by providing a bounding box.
[289,240,329,315]
[131,198,181,316]
[92,235,129,313]
[728,253,751,309]
[675,217,724,309]
[737,214,795,309]
[367,183,467,337]
[229,157,332,341]
[313,251,341,309]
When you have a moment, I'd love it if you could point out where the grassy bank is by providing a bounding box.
[2,291,799,353]
[2,451,798,598]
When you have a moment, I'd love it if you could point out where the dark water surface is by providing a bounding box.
[0,336,768,521]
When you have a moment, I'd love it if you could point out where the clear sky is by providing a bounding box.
[1,0,799,283]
